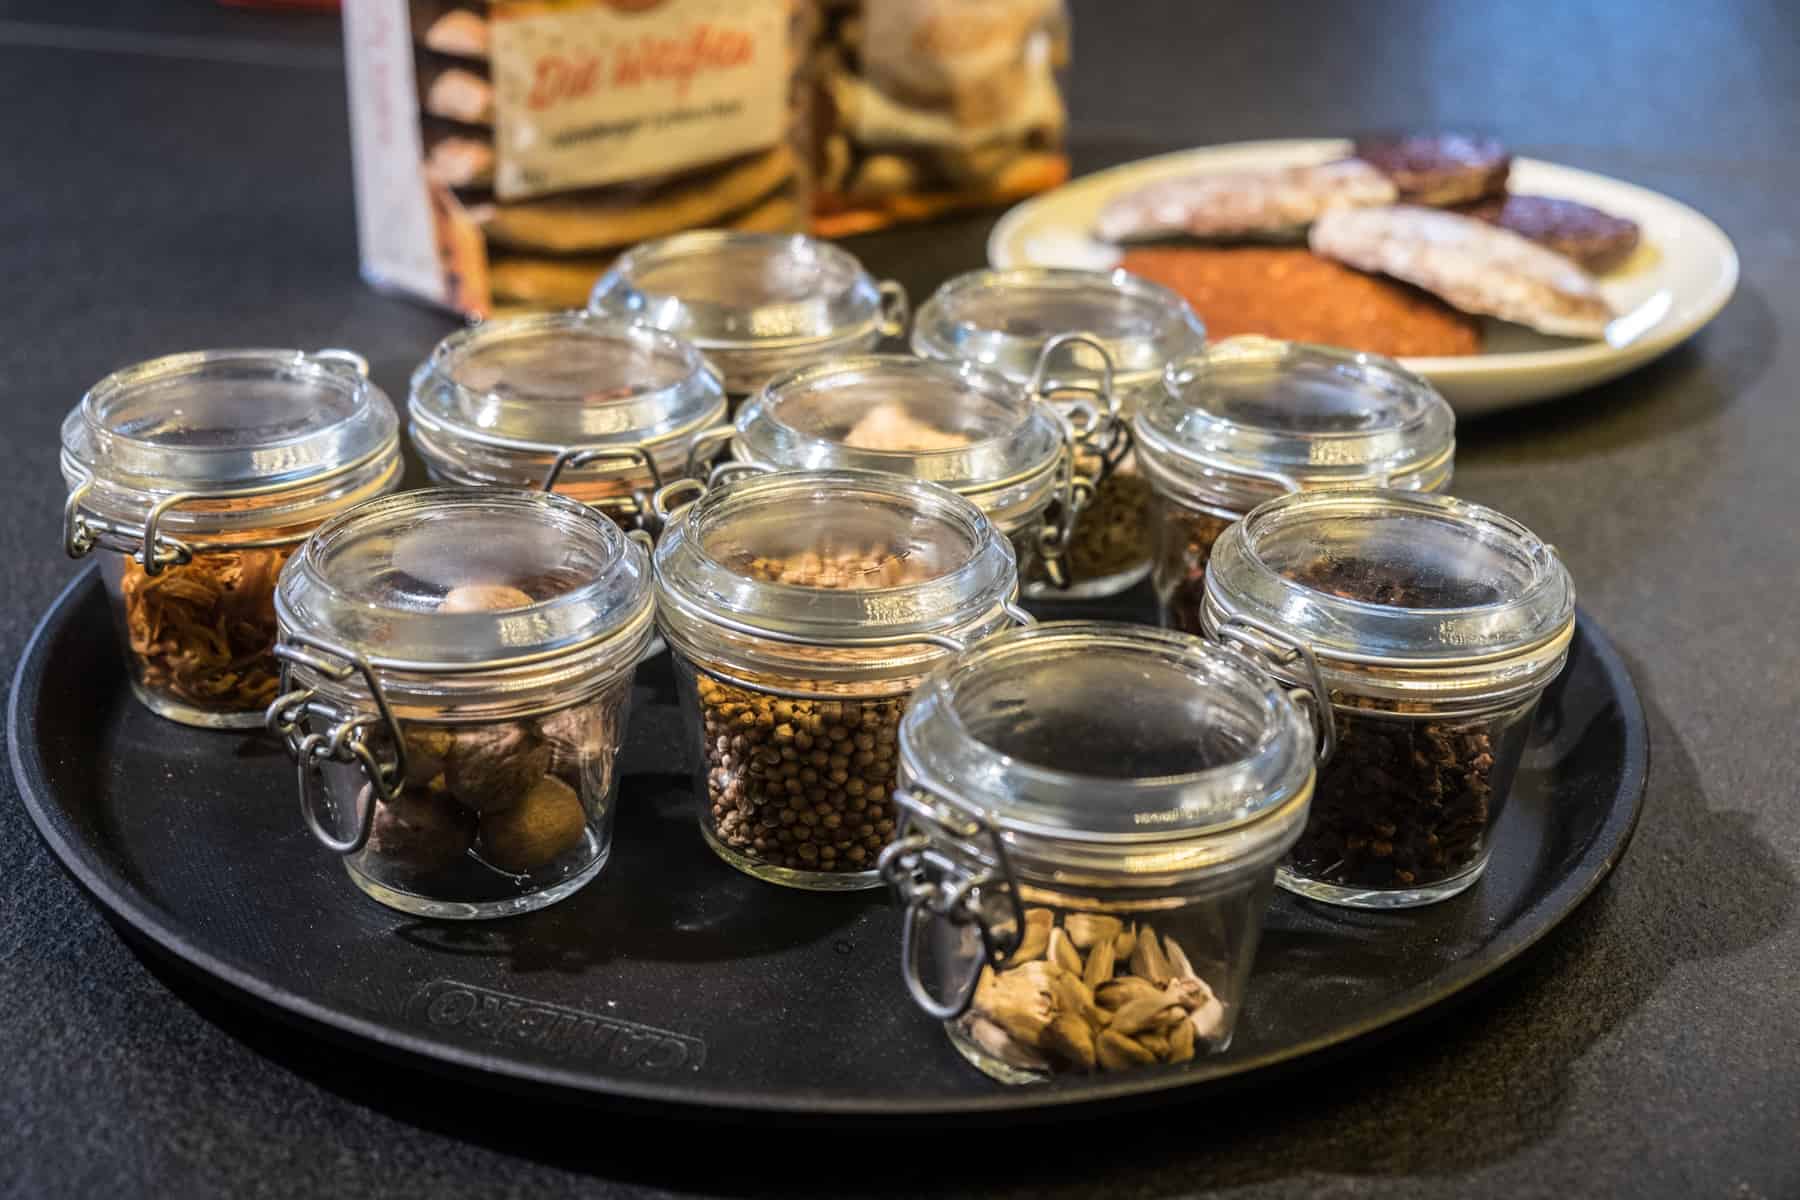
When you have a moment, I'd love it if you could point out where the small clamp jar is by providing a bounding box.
[653,469,1029,891]
[587,231,909,398]
[1202,488,1576,908]
[726,353,1101,589]
[879,621,1323,1083]
[267,488,655,919]
[1134,336,1455,635]
[59,348,401,728]
[911,267,1207,598]
[408,312,727,534]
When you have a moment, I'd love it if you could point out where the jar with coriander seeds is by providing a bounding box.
[725,354,1104,590]
[912,267,1207,597]
[59,348,402,728]
[1202,489,1575,909]
[879,621,1326,1083]
[1134,337,1455,636]
[587,231,909,400]
[268,487,655,919]
[408,312,727,534]
[653,469,1030,891]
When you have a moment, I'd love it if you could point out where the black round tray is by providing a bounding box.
[10,569,1646,1119]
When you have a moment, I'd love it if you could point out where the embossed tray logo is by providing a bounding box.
[408,980,706,1073]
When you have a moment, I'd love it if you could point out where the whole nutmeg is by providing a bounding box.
[537,705,593,792]
[480,774,586,873]
[403,726,456,788]
[445,722,551,814]
[363,785,476,876]
[440,583,534,613]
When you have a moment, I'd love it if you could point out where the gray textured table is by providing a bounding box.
[3,2,1796,1196]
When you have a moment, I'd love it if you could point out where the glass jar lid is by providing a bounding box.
[588,232,907,392]
[654,469,1020,682]
[1202,489,1575,702]
[1135,337,1455,504]
[901,621,1314,874]
[276,487,654,683]
[407,312,726,487]
[61,348,399,531]
[910,267,1206,397]
[734,356,1065,504]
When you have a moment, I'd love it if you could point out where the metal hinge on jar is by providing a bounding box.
[1210,616,1338,767]
[1026,333,1125,590]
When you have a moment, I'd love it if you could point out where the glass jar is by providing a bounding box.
[912,267,1207,598]
[879,621,1322,1083]
[59,348,402,728]
[268,487,655,919]
[1202,489,1576,909]
[729,355,1092,589]
[587,231,909,398]
[1135,337,1456,636]
[408,312,728,533]
[654,469,1028,891]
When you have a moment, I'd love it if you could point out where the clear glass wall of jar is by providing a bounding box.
[1202,489,1576,909]
[269,488,655,920]
[880,622,1321,1083]
[408,312,728,534]
[654,469,1027,891]
[588,231,909,399]
[59,349,402,728]
[912,267,1207,598]
[1135,337,1456,635]
[729,355,1087,589]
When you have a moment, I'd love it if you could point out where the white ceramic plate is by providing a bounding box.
[988,139,1739,415]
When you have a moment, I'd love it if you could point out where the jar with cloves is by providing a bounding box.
[1202,488,1576,908]
[268,487,654,919]
[912,267,1207,598]
[60,348,402,728]
[1135,336,1455,636]
[653,469,1028,891]
[408,312,728,534]
[880,622,1322,1083]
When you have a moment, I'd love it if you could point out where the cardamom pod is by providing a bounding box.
[1097,1029,1156,1071]
[972,966,1055,1045]
[1082,935,1116,990]
[1048,926,1084,975]
[1136,1030,1171,1059]
[1162,932,1198,982]
[1109,993,1184,1037]
[1113,921,1137,960]
[1011,907,1053,963]
[1130,922,1172,985]
[1189,987,1227,1042]
[1167,1015,1197,1063]
[1096,975,1161,1011]
[1064,913,1123,950]
[967,1015,1052,1071]
[1042,1013,1097,1072]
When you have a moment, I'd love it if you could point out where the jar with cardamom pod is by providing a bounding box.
[268,487,654,919]
[1135,336,1455,635]
[880,621,1324,1083]
[60,348,402,728]
[728,354,1098,589]
[408,312,727,534]
[912,267,1207,597]
[587,231,909,399]
[653,469,1029,891]
[1202,488,1575,908]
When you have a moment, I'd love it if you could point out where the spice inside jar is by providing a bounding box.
[60,349,401,728]
[654,469,1023,890]
[1136,336,1456,635]
[1202,488,1575,908]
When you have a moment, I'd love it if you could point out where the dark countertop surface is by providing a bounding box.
[3,2,1796,1196]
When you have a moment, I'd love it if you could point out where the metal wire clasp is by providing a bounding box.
[542,442,666,531]
[265,631,408,855]
[877,779,1026,1021]
[63,477,198,576]
[1213,616,1337,766]
[876,279,911,339]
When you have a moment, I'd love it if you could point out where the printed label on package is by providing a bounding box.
[490,0,788,201]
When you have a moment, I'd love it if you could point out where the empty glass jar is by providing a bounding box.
[588,231,909,397]
[269,487,655,919]
[880,621,1322,1083]
[1202,489,1576,908]
[654,469,1027,891]
[729,355,1089,588]
[408,312,727,532]
[60,348,401,728]
[1135,337,1456,635]
[912,267,1207,597]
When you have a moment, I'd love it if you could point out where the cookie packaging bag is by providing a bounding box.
[809,0,1072,236]
[345,0,813,316]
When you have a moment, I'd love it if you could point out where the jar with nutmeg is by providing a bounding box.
[60,348,403,728]
[880,621,1325,1083]
[1134,337,1456,636]
[268,488,654,919]
[653,469,1029,891]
